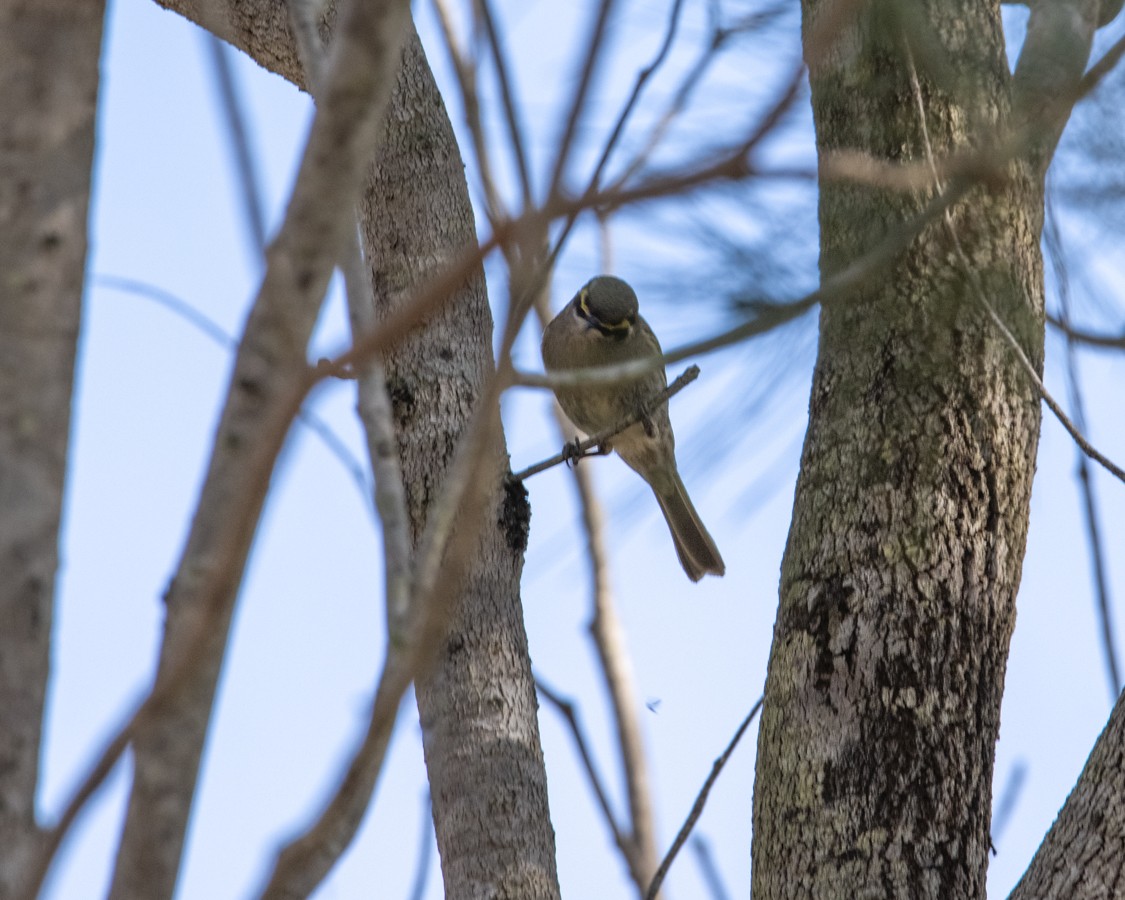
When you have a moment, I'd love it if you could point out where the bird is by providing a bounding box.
[541,275,725,582]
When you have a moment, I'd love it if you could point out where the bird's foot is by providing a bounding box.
[562,438,611,467]
[562,437,584,468]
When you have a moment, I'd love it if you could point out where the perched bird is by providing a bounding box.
[542,275,725,582]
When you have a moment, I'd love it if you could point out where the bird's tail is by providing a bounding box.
[652,470,725,582]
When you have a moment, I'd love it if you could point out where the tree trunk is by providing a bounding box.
[0,2,104,894]
[752,4,1043,897]
[359,29,561,900]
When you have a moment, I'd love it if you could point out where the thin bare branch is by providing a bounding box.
[25,0,414,892]
[204,32,268,255]
[598,54,807,216]
[536,679,629,853]
[503,0,692,342]
[614,6,731,186]
[263,317,417,895]
[587,0,688,191]
[529,264,660,896]
[972,282,1121,477]
[431,0,508,222]
[690,835,733,900]
[476,0,534,206]
[407,793,435,900]
[510,366,700,482]
[253,5,416,891]
[904,47,1125,488]
[514,172,971,395]
[645,697,765,900]
[1045,200,1120,700]
[1047,314,1125,349]
[583,476,662,896]
[259,637,421,898]
[24,370,309,900]
[94,274,374,511]
[547,0,621,201]
[991,759,1028,848]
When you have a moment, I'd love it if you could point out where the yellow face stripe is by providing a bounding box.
[577,287,632,332]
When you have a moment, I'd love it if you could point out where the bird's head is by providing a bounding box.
[573,276,638,340]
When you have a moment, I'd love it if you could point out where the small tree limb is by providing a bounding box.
[510,366,700,482]
[645,697,764,900]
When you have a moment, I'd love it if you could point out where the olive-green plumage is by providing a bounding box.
[542,276,725,582]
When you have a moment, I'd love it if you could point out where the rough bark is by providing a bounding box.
[359,30,561,900]
[109,1,411,895]
[752,4,1043,898]
[0,2,104,894]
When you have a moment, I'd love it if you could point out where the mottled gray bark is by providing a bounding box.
[110,1,412,896]
[752,3,1043,897]
[359,30,561,900]
[0,1,104,894]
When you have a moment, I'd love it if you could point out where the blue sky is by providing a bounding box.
[38,1,1125,897]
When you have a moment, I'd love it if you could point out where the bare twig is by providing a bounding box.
[527,248,661,895]
[476,0,534,206]
[553,378,661,898]
[407,793,435,900]
[550,323,663,894]
[904,45,1125,487]
[261,258,420,896]
[254,5,417,892]
[586,0,688,191]
[580,459,661,895]
[204,32,268,255]
[1047,314,1125,350]
[514,173,971,394]
[431,0,507,222]
[983,300,1125,484]
[599,57,807,214]
[1045,199,1120,700]
[24,0,415,893]
[645,696,765,900]
[510,366,700,482]
[990,759,1028,849]
[94,274,375,512]
[547,0,621,202]
[690,835,733,900]
[614,5,730,186]
[501,0,696,348]
[536,678,629,853]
